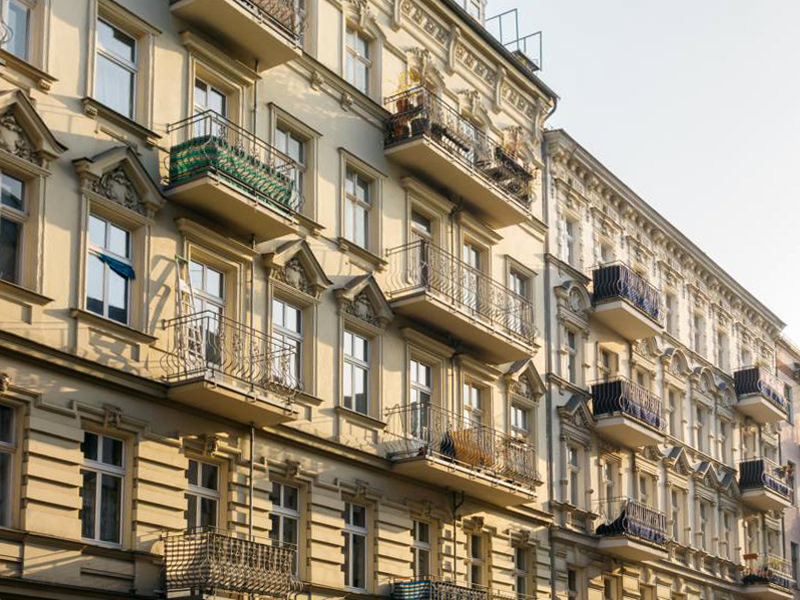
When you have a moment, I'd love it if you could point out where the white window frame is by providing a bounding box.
[463,382,483,425]
[86,213,132,325]
[412,519,431,579]
[567,445,580,506]
[0,171,26,285]
[94,17,138,118]
[345,26,371,94]
[344,168,372,249]
[510,402,530,439]
[275,124,307,196]
[565,329,578,384]
[343,501,368,591]
[270,481,300,573]
[468,532,485,587]
[0,404,15,528]
[273,297,303,387]
[2,0,33,61]
[513,546,530,597]
[186,458,219,529]
[343,329,370,415]
[81,432,125,546]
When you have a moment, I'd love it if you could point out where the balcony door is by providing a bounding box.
[410,211,432,286]
[194,77,228,138]
[189,260,226,369]
[461,243,481,313]
[409,359,432,441]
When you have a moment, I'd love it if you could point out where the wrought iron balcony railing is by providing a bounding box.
[163,527,301,598]
[594,498,668,546]
[739,458,794,501]
[162,310,301,396]
[591,263,664,326]
[591,378,665,432]
[166,110,303,215]
[742,553,795,590]
[384,87,533,207]
[384,403,538,488]
[385,241,535,346]
[734,366,787,412]
[393,577,535,600]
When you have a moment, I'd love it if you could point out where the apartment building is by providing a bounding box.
[0,0,560,598]
[544,130,796,600]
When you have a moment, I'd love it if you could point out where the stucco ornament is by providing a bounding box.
[0,110,41,166]
[92,166,146,215]
[346,291,379,326]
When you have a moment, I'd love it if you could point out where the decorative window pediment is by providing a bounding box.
[664,446,692,476]
[335,274,392,329]
[554,280,591,326]
[505,359,545,401]
[0,90,66,168]
[264,240,332,299]
[73,146,164,219]
[557,395,594,436]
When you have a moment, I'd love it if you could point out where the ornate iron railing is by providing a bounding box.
[385,241,535,346]
[384,403,538,488]
[733,366,787,412]
[384,87,532,207]
[742,553,795,590]
[595,497,668,547]
[163,527,301,597]
[161,310,301,397]
[166,110,303,215]
[591,378,665,432]
[170,0,304,45]
[591,263,664,326]
[739,458,793,501]
[393,577,536,600]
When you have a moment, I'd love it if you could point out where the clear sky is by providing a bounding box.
[487,0,800,342]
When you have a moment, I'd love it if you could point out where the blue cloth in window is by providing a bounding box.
[98,253,135,280]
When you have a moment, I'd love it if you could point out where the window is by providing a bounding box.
[567,569,579,600]
[513,547,529,596]
[717,331,729,371]
[270,482,300,572]
[741,347,753,368]
[194,77,227,117]
[81,432,124,545]
[0,172,25,284]
[412,520,431,578]
[598,348,616,381]
[345,27,370,94]
[600,243,614,264]
[462,243,481,312]
[693,314,706,356]
[566,330,578,383]
[601,461,615,518]
[567,445,580,506]
[87,214,132,324]
[721,511,732,560]
[0,405,14,527]
[188,259,225,364]
[463,383,483,425]
[698,500,709,551]
[564,218,577,266]
[343,330,369,414]
[665,292,678,335]
[468,533,485,587]
[344,168,371,248]
[638,474,652,507]
[3,0,31,60]
[95,18,137,118]
[343,502,368,590]
[510,403,530,438]
[791,543,798,589]
[786,385,794,425]
[185,459,219,528]
[459,0,482,19]
[275,126,306,195]
[695,405,706,453]
[410,359,432,439]
[667,388,681,439]
[788,460,796,506]
[670,489,682,543]
[508,270,529,334]
[273,298,303,386]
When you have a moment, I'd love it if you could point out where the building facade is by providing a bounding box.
[0,1,794,600]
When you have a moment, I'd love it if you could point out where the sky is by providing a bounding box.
[486,0,800,342]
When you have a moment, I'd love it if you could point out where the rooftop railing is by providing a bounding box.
[739,458,793,501]
[392,575,535,600]
[166,110,303,215]
[385,403,538,488]
[385,240,535,346]
[591,378,665,432]
[383,87,533,207]
[163,527,301,598]
[742,553,795,590]
[591,263,664,326]
[595,497,668,547]
[733,366,787,411]
[161,310,301,397]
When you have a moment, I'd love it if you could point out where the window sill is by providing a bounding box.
[70,308,158,346]
[0,279,53,307]
[337,237,387,272]
[334,405,387,430]
[0,49,58,92]
[82,98,161,146]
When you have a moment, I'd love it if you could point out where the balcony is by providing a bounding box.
[163,527,300,598]
[393,578,534,600]
[594,498,668,562]
[739,458,794,511]
[591,378,665,448]
[591,264,664,340]
[166,111,302,242]
[385,241,535,363]
[741,554,795,600]
[161,311,300,428]
[384,88,533,228]
[384,403,539,506]
[169,0,302,70]
[733,367,788,424]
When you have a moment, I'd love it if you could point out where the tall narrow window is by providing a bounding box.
[667,389,680,439]
[665,293,678,335]
[185,459,219,528]
[189,260,225,365]
[345,27,371,94]
[699,501,709,551]
[0,405,14,527]
[716,331,729,371]
[273,298,303,387]
[567,569,579,600]
[508,270,529,334]
[567,446,580,506]
[410,359,432,439]
[4,0,31,61]
[670,489,681,543]
[343,330,369,414]
[510,403,530,439]
[469,533,484,587]
[791,543,799,589]
[270,482,300,572]
[638,474,651,507]
[721,511,732,560]
[344,168,371,248]
[461,243,481,312]
[343,502,368,590]
[695,406,706,453]
[87,214,132,325]
[411,520,431,578]
[564,218,577,266]
[693,314,706,356]
[786,385,794,425]
[719,421,730,464]
[463,383,482,425]
[566,330,578,384]
[513,547,529,596]
[602,461,615,518]
[275,126,306,194]
[95,19,137,118]
[0,172,25,284]
[81,432,124,545]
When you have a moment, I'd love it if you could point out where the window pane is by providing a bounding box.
[0,405,12,444]
[201,463,218,491]
[0,452,10,527]
[187,459,198,486]
[6,1,29,60]
[200,497,217,527]
[269,514,280,541]
[96,54,134,118]
[107,270,128,324]
[99,473,122,543]
[284,484,298,510]
[1,174,24,210]
[355,367,367,414]
[81,470,97,539]
[88,215,106,247]
[107,224,129,258]
[352,533,365,588]
[102,436,123,467]
[186,494,197,527]
[0,218,20,283]
[98,20,135,63]
[284,516,298,545]
[82,432,99,461]
[352,504,366,528]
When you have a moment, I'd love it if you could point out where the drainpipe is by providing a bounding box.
[249,424,255,541]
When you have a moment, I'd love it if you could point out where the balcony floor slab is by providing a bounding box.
[740,488,793,512]
[592,299,663,341]
[594,415,665,448]
[741,585,794,600]
[596,536,668,562]
[735,394,787,424]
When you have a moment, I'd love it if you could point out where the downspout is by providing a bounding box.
[249,424,255,541]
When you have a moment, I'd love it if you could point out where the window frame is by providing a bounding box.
[0,404,16,529]
[270,480,301,573]
[86,212,133,325]
[185,458,220,529]
[80,431,125,547]
[3,0,33,62]
[344,25,371,94]
[343,329,370,415]
[411,519,432,579]
[0,170,27,286]
[342,501,369,591]
[94,17,138,119]
[343,167,372,249]
[272,297,304,388]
